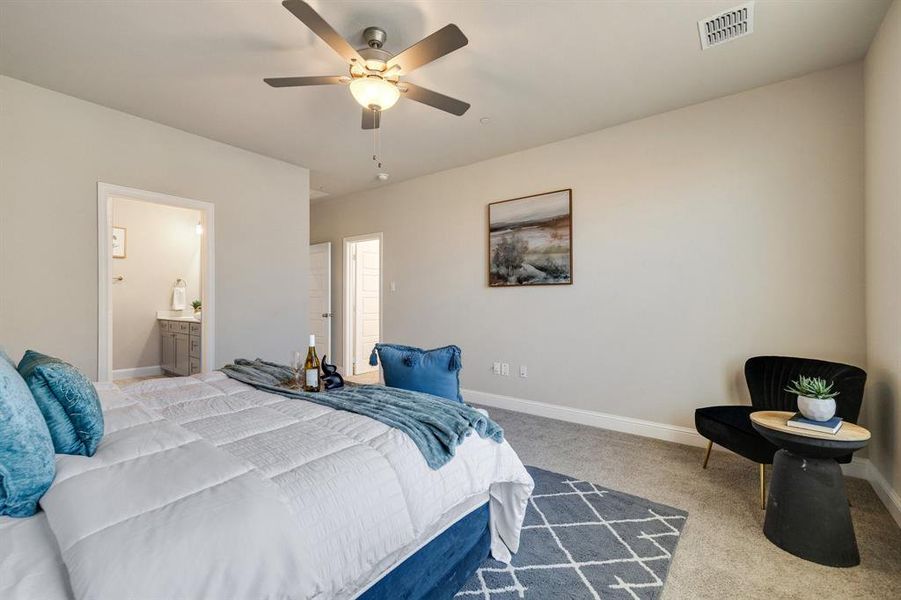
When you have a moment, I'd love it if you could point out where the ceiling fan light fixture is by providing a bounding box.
[265,3,470,130]
[349,76,400,111]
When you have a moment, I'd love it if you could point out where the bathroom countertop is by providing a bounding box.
[156,311,201,323]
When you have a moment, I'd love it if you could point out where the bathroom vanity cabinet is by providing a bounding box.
[159,319,201,376]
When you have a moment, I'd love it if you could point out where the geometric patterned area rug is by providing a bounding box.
[456,466,688,600]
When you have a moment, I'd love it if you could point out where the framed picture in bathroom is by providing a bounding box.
[112,226,127,259]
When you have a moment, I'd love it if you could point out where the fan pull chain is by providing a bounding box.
[371,109,383,170]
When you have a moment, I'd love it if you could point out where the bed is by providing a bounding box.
[0,373,533,599]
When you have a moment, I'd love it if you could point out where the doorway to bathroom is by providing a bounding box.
[97,183,215,382]
[343,233,381,380]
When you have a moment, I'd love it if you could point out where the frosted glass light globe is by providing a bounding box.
[349,76,400,111]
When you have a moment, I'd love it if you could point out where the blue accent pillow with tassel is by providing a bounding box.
[370,343,463,402]
[18,350,104,457]
[0,349,56,517]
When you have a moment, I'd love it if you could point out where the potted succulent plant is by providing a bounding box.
[785,375,840,422]
[192,299,202,320]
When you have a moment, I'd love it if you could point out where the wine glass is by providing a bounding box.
[292,351,303,386]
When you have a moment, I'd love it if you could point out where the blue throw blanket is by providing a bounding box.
[219,359,504,469]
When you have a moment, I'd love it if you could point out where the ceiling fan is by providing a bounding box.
[265,0,470,130]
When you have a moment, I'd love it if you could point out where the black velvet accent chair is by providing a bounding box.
[695,356,866,508]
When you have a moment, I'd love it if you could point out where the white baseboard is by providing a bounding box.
[839,456,870,479]
[464,387,901,529]
[463,388,707,448]
[112,365,162,380]
[842,458,901,529]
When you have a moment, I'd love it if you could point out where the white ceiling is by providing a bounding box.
[0,1,890,200]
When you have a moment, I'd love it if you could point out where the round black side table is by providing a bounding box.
[750,410,870,568]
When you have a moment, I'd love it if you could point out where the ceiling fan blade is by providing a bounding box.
[281,0,363,64]
[362,108,381,130]
[399,83,470,116]
[386,24,468,74]
[264,75,346,87]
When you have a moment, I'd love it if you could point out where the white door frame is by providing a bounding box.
[97,182,215,382]
[343,232,382,375]
[309,241,332,360]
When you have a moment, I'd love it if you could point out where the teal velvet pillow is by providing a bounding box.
[18,350,104,457]
[370,343,463,402]
[0,349,56,517]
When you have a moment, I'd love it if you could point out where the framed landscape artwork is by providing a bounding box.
[488,189,572,286]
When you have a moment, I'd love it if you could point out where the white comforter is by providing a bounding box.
[27,374,533,600]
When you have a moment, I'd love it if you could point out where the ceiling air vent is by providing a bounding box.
[698,2,754,49]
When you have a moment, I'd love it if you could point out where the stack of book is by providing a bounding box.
[786,413,843,435]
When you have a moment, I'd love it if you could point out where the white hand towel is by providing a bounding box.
[172,286,186,310]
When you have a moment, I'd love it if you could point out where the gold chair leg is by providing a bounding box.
[702,440,713,469]
[759,463,766,510]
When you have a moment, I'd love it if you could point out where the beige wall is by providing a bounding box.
[111,198,201,371]
[0,76,310,379]
[865,1,901,502]
[312,64,866,429]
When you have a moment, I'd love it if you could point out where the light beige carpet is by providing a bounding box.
[485,405,901,600]
[113,373,171,386]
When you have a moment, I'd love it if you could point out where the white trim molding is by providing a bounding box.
[97,182,215,382]
[111,365,163,380]
[841,458,901,529]
[463,388,706,448]
[839,456,870,480]
[464,387,901,529]
[342,232,383,377]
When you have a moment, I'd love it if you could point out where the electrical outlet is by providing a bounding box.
[519,365,528,378]
[492,362,501,375]
[501,363,510,376]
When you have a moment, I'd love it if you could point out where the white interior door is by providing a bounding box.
[353,239,380,375]
[308,242,331,361]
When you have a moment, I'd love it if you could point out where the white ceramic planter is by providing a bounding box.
[797,395,836,422]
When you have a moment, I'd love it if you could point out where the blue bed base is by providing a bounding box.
[359,502,490,600]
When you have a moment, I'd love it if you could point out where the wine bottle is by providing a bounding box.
[303,334,321,392]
